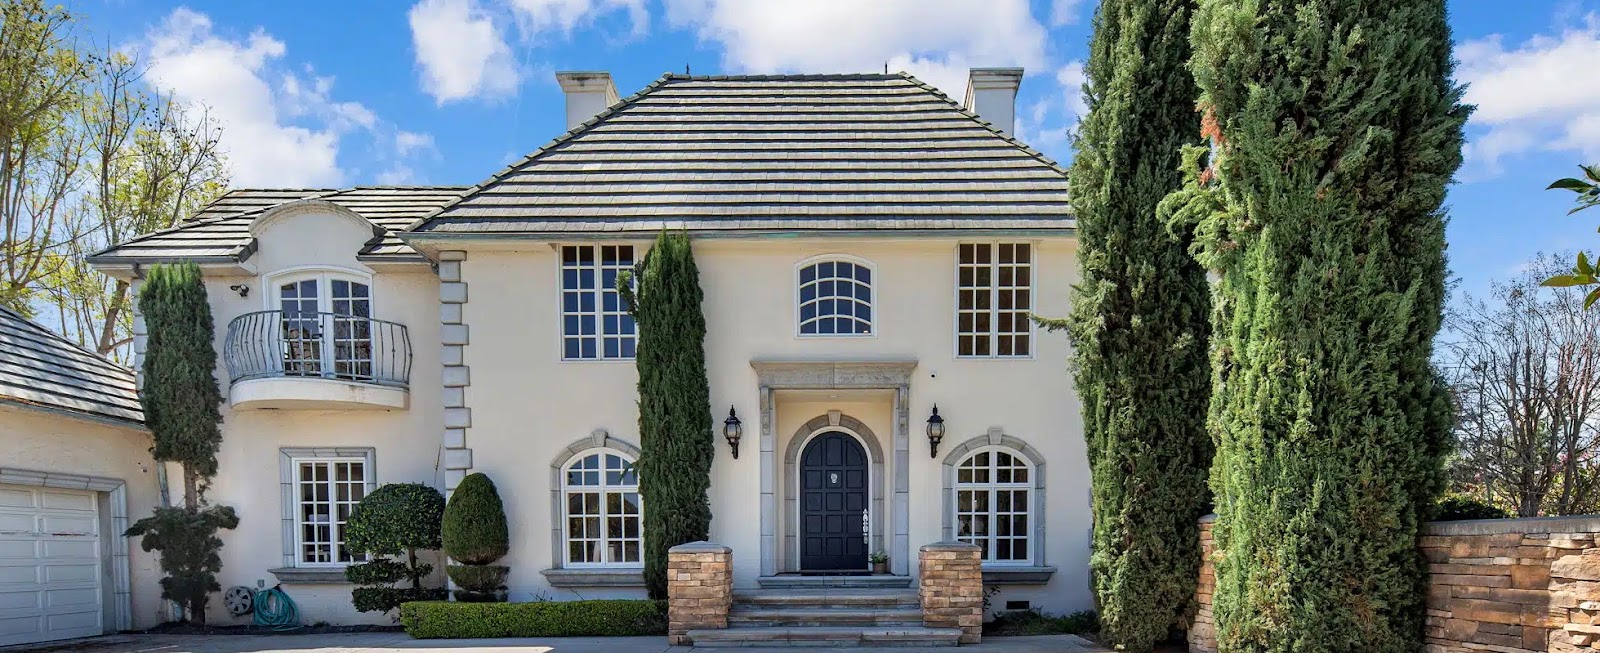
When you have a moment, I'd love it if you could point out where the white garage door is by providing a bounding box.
[0,484,103,647]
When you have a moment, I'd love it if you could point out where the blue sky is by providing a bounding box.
[79,0,1600,301]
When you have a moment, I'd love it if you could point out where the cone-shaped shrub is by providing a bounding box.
[1050,0,1211,648]
[1163,1,1467,648]
[443,473,510,565]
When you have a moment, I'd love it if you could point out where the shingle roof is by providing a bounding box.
[90,186,468,263]
[409,73,1073,235]
[0,306,142,426]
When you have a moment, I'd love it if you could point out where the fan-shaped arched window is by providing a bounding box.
[798,257,873,336]
[953,447,1034,563]
[561,449,642,567]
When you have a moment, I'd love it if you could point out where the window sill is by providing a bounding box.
[541,567,645,588]
[981,565,1056,585]
[269,567,351,584]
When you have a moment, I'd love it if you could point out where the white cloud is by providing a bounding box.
[508,0,649,39]
[1016,60,1086,153]
[662,0,1049,99]
[1049,0,1087,27]
[409,0,521,104]
[1457,14,1600,176]
[141,9,358,187]
[395,131,436,158]
[140,9,433,188]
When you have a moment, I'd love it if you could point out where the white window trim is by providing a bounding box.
[794,254,877,339]
[556,244,639,363]
[278,447,376,569]
[262,266,376,314]
[952,242,1036,360]
[559,447,644,569]
[951,445,1036,566]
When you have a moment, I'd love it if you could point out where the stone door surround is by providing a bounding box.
[752,359,915,576]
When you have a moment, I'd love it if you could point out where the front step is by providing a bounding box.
[685,626,962,648]
[756,574,914,589]
[734,588,920,608]
[729,606,924,627]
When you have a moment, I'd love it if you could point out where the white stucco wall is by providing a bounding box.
[178,207,444,625]
[1,403,165,630]
[458,237,1091,616]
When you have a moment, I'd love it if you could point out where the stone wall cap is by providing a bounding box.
[921,541,983,552]
[669,541,732,553]
[1199,514,1217,524]
[1423,515,1600,536]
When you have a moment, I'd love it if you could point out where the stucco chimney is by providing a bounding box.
[962,68,1024,137]
[555,71,620,130]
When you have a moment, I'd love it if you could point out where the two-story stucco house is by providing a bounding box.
[86,68,1088,638]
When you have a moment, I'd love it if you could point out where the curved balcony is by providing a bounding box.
[224,310,411,410]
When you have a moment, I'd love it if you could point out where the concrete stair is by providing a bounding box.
[687,587,961,648]
[755,574,914,589]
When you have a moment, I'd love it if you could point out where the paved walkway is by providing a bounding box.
[1,632,1108,653]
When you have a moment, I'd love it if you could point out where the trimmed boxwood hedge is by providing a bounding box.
[400,599,666,639]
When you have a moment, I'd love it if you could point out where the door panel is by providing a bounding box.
[799,433,868,571]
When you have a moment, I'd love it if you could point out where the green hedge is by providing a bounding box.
[400,599,666,639]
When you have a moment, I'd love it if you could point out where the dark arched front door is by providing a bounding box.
[799,432,868,571]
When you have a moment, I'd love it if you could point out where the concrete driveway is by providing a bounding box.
[0,632,1108,653]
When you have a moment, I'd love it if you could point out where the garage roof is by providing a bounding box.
[0,306,142,427]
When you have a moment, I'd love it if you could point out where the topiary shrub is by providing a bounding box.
[345,483,446,614]
[1434,494,1511,521]
[442,473,510,602]
[443,473,509,564]
[399,599,667,638]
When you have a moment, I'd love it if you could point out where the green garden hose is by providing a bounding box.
[253,585,300,630]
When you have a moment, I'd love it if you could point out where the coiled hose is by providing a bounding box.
[253,585,300,630]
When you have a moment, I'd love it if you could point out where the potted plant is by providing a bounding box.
[869,551,889,575]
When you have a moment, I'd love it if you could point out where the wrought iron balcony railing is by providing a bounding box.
[224,310,412,388]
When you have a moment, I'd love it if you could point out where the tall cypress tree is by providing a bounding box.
[126,261,236,623]
[138,261,225,508]
[619,230,715,600]
[1163,1,1467,649]
[1049,0,1211,649]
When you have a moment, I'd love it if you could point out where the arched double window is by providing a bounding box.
[797,257,873,336]
[953,447,1034,564]
[271,271,373,380]
[561,449,642,567]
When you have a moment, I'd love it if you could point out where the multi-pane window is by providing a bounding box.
[956,243,1033,357]
[561,245,636,360]
[295,458,368,565]
[798,258,873,336]
[954,449,1032,563]
[563,450,642,566]
[277,275,373,379]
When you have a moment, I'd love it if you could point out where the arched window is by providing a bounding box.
[954,448,1034,564]
[270,271,374,380]
[798,257,873,336]
[561,449,642,567]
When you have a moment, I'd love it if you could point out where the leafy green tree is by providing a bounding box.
[443,473,510,602]
[0,2,226,355]
[125,261,233,623]
[1544,165,1600,306]
[1162,1,1467,649]
[345,483,448,614]
[1037,0,1210,649]
[618,230,714,601]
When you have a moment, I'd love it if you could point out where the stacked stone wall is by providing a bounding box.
[666,542,732,645]
[1187,516,1600,653]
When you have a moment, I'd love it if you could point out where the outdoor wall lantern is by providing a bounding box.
[723,406,743,459]
[926,404,946,458]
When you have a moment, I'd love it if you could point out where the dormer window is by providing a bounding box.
[797,257,874,337]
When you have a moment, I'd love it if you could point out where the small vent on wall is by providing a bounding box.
[1005,600,1030,611]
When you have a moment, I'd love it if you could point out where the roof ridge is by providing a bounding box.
[402,72,679,234]
[894,71,1069,179]
[0,304,136,380]
[661,73,906,81]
